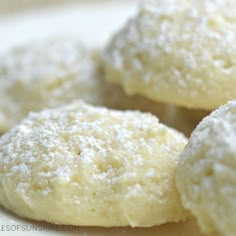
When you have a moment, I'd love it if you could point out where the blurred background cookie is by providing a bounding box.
[0,38,168,134]
[0,39,104,133]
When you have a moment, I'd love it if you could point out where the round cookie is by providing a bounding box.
[0,101,190,227]
[103,0,236,110]
[176,100,236,236]
[0,39,167,134]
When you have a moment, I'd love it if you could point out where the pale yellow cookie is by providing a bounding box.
[0,101,189,227]
[177,100,236,236]
[103,0,236,110]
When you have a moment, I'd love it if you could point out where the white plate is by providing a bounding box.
[0,2,208,235]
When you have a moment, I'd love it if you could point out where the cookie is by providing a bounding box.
[177,100,236,236]
[0,39,166,133]
[103,0,236,110]
[0,101,189,227]
[0,39,103,133]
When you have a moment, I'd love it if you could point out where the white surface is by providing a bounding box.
[0,1,137,52]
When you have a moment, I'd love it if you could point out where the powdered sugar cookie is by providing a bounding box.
[0,101,189,227]
[177,100,236,236]
[103,0,236,110]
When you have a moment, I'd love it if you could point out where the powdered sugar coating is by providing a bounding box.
[0,101,189,227]
[177,100,236,236]
[103,0,236,110]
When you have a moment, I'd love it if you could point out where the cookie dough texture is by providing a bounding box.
[103,0,236,110]
[177,100,236,236]
[0,39,167,133]
[0,101,189,227]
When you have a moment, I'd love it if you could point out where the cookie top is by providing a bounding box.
[0,101,189,227]
[103,0,236,110]
[177,99,236,236]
